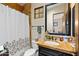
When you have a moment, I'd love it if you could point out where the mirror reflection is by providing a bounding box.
[46,3,71,35]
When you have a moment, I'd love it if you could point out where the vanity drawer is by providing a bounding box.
[39,46,61,56]
[39,46,73,56]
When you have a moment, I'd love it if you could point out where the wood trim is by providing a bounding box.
[78,3,79,55]
[29,14,32,48]
[75,3,79,55]
[23,3,31,14]
[23,3,32,48]
[3,3,24,12]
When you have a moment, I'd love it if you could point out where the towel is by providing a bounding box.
[37,26,42,34]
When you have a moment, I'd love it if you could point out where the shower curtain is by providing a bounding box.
[0,4,30,56]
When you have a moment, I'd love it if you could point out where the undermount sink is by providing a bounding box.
[44,41,59,46]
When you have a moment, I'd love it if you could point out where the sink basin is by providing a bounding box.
[44,41,59,46]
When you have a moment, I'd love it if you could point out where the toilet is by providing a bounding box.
[24,40,38,56]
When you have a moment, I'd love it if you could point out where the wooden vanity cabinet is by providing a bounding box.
[39,46,75,56]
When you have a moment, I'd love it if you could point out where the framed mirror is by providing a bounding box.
[45,3,71,35]
[71,4,75,36]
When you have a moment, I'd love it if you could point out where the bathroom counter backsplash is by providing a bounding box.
[45,34,76,48]
[3,38,30,56]
[45,34,75,41]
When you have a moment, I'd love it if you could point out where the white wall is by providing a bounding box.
[31,3,46,41]
[31,3,73,43]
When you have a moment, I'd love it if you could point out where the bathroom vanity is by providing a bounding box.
[36,39,76,56]
[39,46,75,56]
[37,3,78,56]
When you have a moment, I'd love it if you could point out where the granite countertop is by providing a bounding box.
[36,39,76,56]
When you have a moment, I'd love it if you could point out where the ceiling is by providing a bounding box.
[18,3,26,6]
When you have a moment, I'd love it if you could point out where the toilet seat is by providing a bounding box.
[24,48,37,56]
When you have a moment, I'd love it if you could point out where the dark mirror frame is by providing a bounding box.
[45,3,71,36]
[72,5,75,36]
